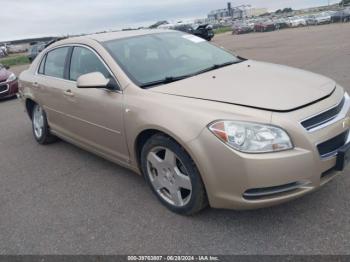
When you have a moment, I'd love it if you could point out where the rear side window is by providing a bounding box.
[44,47,69,78]
[69,46,110,81]
[38,55,46,74]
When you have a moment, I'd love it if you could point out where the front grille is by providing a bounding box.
[243,182,304,200]
[301,96,345,131]
[0,84,8,93]
[317,130,349,158]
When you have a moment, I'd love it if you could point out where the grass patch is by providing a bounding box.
[214,26,232,34]
[0,55,30,67]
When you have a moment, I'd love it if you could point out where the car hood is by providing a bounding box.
[150,60,336,112]
[0,68,10,82]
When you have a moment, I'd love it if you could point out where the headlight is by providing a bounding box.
[6,73,16,82]
[208,120,293,153]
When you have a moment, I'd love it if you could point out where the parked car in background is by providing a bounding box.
[173,23,214,41]
[234,26,253,35]
[245,20,257,29]
[254,19,276,32]
[306,15,317,25]
[331,9,350,23]
[27,43,46,62]
[315,12,331,25]
[232,22,254,34]
[0,64,18,99]
[287,16,307,27]
[192,24,214,41]
[273,18,289,30]
[0,45,8,57]
[0,49,5,58]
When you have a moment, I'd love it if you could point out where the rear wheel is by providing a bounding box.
[32,104,58,144]
[141,134,208,215]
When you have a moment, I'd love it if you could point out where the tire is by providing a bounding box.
[31,104,58,144]
[141,134,208,215]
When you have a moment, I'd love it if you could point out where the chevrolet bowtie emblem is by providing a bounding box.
[342,117,350,129]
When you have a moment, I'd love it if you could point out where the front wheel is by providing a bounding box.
[32,104,58,144]
[141,134,208,215]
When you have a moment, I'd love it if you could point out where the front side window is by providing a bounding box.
[44,47,69,78]
[69,46,110,81]
[103,32,241,87]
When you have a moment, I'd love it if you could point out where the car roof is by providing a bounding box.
[75,29,174,43]
[45,29,179,51]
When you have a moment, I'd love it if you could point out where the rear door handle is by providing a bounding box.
[63,89,75,97]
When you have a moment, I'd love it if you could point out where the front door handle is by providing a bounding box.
[32,82,39,88]
[63,89,75,97]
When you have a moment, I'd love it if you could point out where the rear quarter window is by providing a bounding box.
[44,47,69,78]
[38,55,46,74]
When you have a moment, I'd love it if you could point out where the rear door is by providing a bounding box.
[34,46,73,133]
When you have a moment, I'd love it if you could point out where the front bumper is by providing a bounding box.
[0,80,18,99]
[187,87,349,210]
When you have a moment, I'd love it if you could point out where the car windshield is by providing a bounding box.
[103,32,241,87]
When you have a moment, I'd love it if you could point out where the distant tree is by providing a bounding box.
[149,21,169,29]
[282,7,293,13]
[275,8,293,14]
[340,0,350,5]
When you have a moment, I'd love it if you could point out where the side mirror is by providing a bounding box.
[77,72,109,89]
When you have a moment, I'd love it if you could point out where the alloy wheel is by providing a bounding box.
[146,146,192,207]
[33,106,44,139]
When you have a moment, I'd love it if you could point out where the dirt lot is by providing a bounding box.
[0,23,350,255]
[214,23,350,89]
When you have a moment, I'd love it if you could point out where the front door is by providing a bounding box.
[58,46,129,163]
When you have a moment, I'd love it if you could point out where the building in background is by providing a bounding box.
[208,2,267,20]
[208,8,230,20]
[245,8,268,17]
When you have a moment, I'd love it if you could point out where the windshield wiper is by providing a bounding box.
[192,60,241,76]
[140,60,242,88]
[140,75,191,88]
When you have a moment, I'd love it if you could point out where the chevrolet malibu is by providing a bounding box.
[18,30,350,215]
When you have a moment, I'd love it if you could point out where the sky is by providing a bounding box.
[0,0,341,42]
